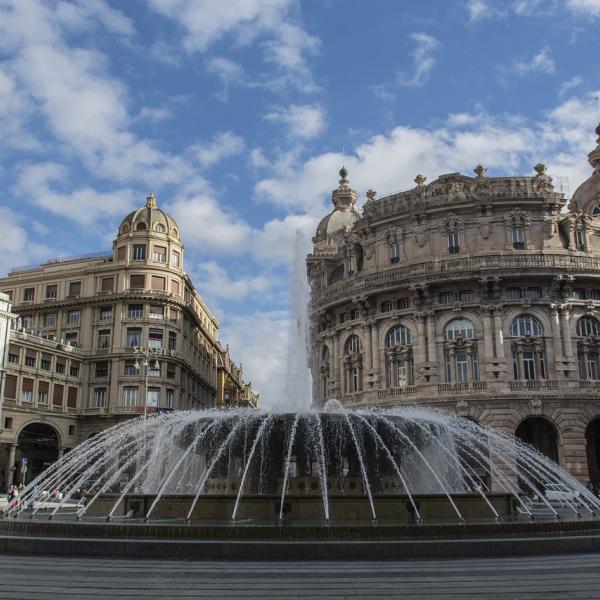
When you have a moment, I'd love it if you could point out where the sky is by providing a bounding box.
[1,0,600,406]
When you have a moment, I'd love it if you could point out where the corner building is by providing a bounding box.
[307,124,600,485]
[0,194,255,487]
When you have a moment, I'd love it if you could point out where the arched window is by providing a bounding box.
[444,318,475,341]
[320,346,330,400]
[343,335,362,394]
[577,316,600,337]
[576,316,600,380]
[510,315,543,337]
[385,325,414,388]
[171,227,179,239]
[385,325,412,347]
[155,223,166,233]
[443,319,478,383]
[510,315,546,380]
[121,223,130,234]
[136,222,147,231]
[593,205,600,218]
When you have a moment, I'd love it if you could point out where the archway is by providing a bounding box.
[17,423,60,485]
[586,418,600,488]
[515,417,559,494]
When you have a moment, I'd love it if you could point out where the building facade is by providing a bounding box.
[0,194,257,488]
[307,124,600,486]
[217,344,260,409]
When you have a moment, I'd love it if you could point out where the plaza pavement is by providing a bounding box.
[1,551,600,599]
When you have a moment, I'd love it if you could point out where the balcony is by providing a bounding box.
[437,382,487,393]
[509,380,559,391]
[377,386,417,399]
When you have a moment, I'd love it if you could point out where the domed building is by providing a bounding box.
[0,194,257,489]
[307,125,600,485]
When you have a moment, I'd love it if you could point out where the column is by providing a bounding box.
[494,311,505,358]
[6,443,16,487]
[370,322,380,386]
[482,309,494,359]
[426,312,436,363]
[550,308,564,358]
[415,313,427,369]
[332,332,340,398]
[364,322,373,372]
[560,308,574,358]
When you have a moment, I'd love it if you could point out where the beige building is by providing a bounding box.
[216,344,260,409]
[308,123,600,486]
[0,194,256,487]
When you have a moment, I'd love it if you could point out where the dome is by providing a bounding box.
[315,167,361,240]
[570,123,600,215]
[119,194,180,239]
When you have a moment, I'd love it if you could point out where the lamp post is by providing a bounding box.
[133,346,161,418]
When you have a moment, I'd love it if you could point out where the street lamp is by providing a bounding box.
[132,346,161,419]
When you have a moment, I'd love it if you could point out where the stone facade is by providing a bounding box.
[0,195,257,488]
[217,343,260,408]
[307,125,600,486]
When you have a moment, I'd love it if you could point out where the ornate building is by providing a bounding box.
[0,195,257,488]
[307,123,600,486]
[217,343,260,409]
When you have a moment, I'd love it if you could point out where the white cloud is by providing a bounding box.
[219,310,290,406]
[509,47,555,76]
[147,0,319,89]
[135,106,173,123]
[264,104,326,140]
[566,0,600,17]
[190,131,246,167]
[15,162,137,227]
[206,56,245,100]
[467,0,505,23]
[559,75,584,96]
[397,33,440,87]
[0,207,54,276]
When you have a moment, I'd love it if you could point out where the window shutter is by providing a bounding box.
[117,246,126,260]
[170,280,180,295]
[101,277,114,292]
[69,281,81,296]
[130,275,145,289]
[53,384,64,406]
[38,381,49,394]
[67,386,78,408]
[151,276,165,291]
[22,378,34,392]
[4,375,17,399]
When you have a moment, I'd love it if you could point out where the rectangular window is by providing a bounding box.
[169,308,179,323]
[55,361,65,374]
[448,232,460,254]
[166,389,174,409]
[149,362,161,377]
[350,309,360,320]
[505,288,522,300]
[23,287,35,301]
[147,387,160,407]
[166,363,176,379]
[396,298,409,310]
[129,274,145,289]
[67,310,80,325]
[95,362,109,378]
[21,315,33,329]
[117,246,127,261]
[70,362,80,377]
[171,251,180,267]
[8,351,18,364]
[346,256,355,275]
[439,292,454,305]
[24,354,36,368]
[127,328,142,347]
[101,277,114,292]
[132,244,146,260]
[527,287,542,299]
[124,360,137,375]
[53,383,64,407]
[122,386,139,407]
[576,229,586,251]
[3,290,13,301]
[128,303,144,318]
[339,313,347,323]
[381,301,394,312]
[65,332,78,347]
[458,290,473,302]
[168,331,177,351]
[44,313,56,327]
[149,305,164,319]
[588,353,599,380]
[512,228,525,250]
[151,275,166,291]
[4,417,13,429]
[45,285,57,299]
[149,329,163,349]
[99,306,113,321]
[4,375,17,399]
[170,280,180,295]
[37,382,49,405]
[389,242,400,264]
[153,246,166,262]
[40,355,51,370]
[98,329,110,350]
[471,350,479,381]
[21,378,33,402]
[523,351,536,380]
[93,388,107,408]
[455,352,468,382]
[68,281,81,297]
[67,386,78,408]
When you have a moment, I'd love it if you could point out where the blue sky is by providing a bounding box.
[1,0,600,405]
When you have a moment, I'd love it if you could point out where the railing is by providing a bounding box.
[343,392,364,403]
[377,386,417,398]
[437,382,487,392]
[509,380,559,391]
[319,253,600,305]
[10,250,112,273]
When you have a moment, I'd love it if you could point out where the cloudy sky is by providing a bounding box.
[1,0,599,406]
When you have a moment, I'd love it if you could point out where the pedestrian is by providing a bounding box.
[9,485,19,509]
